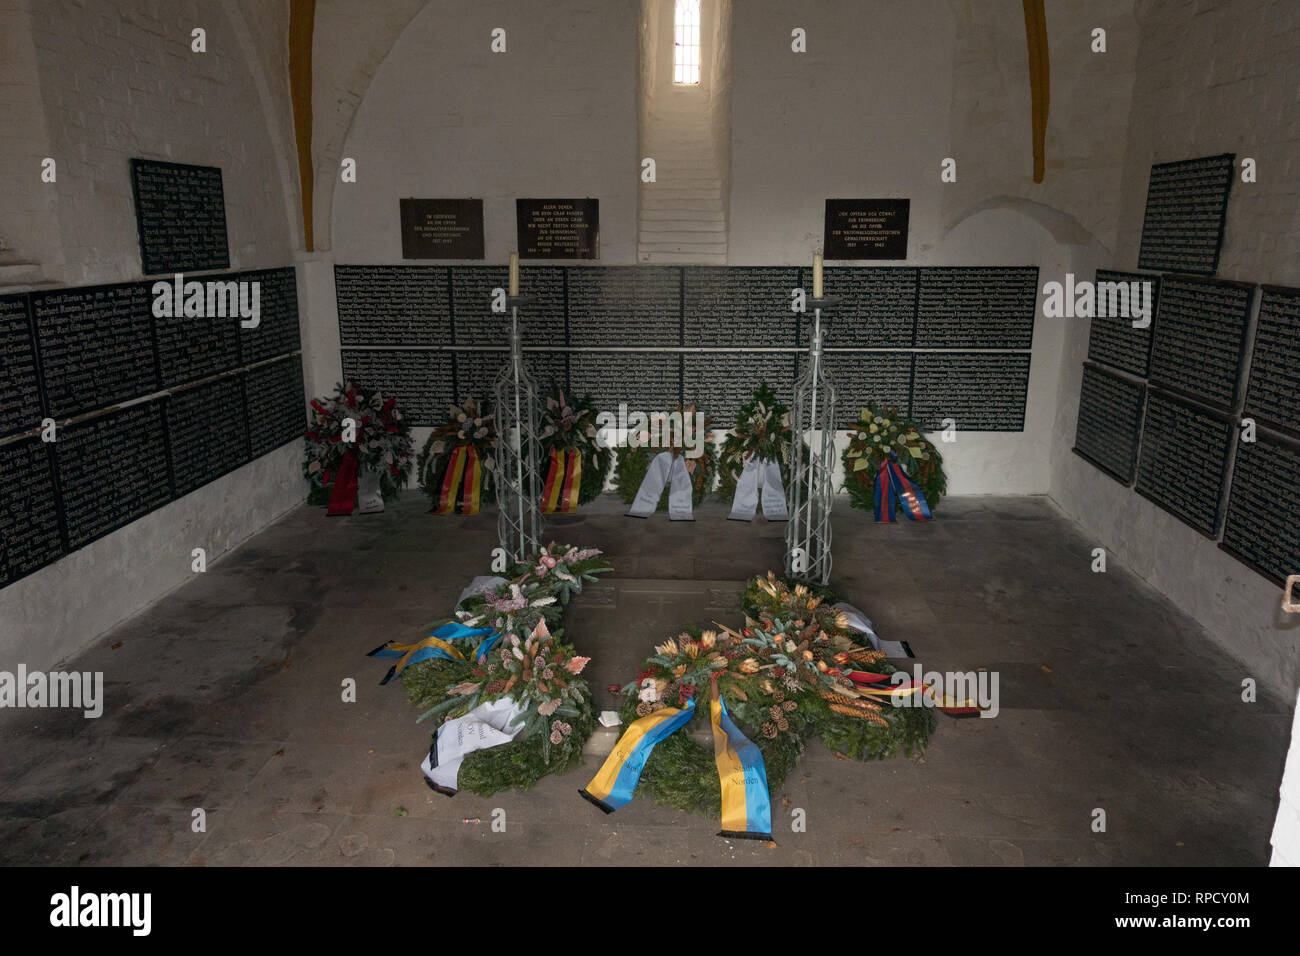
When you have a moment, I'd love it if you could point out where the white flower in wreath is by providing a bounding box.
[457,412,467,423]
[869,423,878,433]
[638,677,659,703]
[872,435,881,443]
[457,430,465,438]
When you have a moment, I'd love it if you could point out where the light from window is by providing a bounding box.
[673,0,701,85]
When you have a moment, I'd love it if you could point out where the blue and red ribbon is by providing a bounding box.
[873,454,933,523]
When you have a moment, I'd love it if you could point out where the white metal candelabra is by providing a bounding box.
[785,296,840,585]
[493,294,543,561]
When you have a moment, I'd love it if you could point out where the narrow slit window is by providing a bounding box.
[674,0,701,85]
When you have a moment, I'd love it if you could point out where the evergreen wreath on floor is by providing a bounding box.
[535,386,613,510]
[392,543,613,796]
[610,572,935,816]
[416,397,496,514]
[303,381,414,505]
[842,403,946,516]
[715,382,799,504]
[613,403,718,510]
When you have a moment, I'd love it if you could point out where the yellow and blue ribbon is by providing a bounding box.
[368,620,499,685]
[580,698,696,812]
[581,683,773,841]
[710,689,773,841]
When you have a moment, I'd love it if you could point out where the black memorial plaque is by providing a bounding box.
[452,350,568,407]
[1243,285,1300,438]
[245,357,305,458]
[335,265,451,347]
[569,351,681,414]
[683,267,798,348]
[450,266,565,346]
[400,199,485,260]
[1134,391,1233,537]
[341,349,454,427]
[1086,270,1158,377]
[57,402,172,550]
[910,352,1030,431]
[167,376,250,496]
[152,275,242,388]
[1072,363,1145,484]
[517,199,599,259]
[567,267,681,347]
[0,437,65,588]
[1,293,44,438]
[915,267,1038,349]
[238,267,300,365]
[31,282,157,418]
[799,351,913,419]
[811,267,916,348]
[1137,154,1234,275]
[1147,276,1251,411]
[1221,436,1300,585]
[130,158,230,275]
[823,199,909,260]
[683,352,796,427]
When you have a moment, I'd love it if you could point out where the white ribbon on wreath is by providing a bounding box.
[627,451,695,520]
[728,454,788,521]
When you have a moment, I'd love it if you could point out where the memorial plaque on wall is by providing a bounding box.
[167,376,249,496]
[1137,153,1234,275]
[130,158,230,275]
[517,199,599,259]
[812,267,916,348]
[1,293,44,438]
[823,199,909,260]
[450,266,565,346]
[1243,285,1300,438]
[1221,436,1300,585]
[0,437,64,588]
[1085,270,1158,377]
[1147,276,1251,410]
[1072,363,1145,484]
[569,351,681,414]
[910,352,1030,431]
[400,199,484,260]
[238,267,301,365]
[1134,391,1232,536]
[341,349,454,427]
[452,350,568,406]
[245,357,305,458]
[31,282,157,418]
[915,267,1038,349]
[153,277,242,388]
[567,267,681,347]
[799,351,913,418]
[683,267,798,348]
[335,265,451,347]
[57,402,172,550]
[683,352,796,427]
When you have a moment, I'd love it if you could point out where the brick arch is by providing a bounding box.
[309,0,431,252]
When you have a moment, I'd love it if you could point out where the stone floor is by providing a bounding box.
[0,493,1291,866]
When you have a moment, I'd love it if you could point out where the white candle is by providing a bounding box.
[812,253,823,299]
[508,252,520,296]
